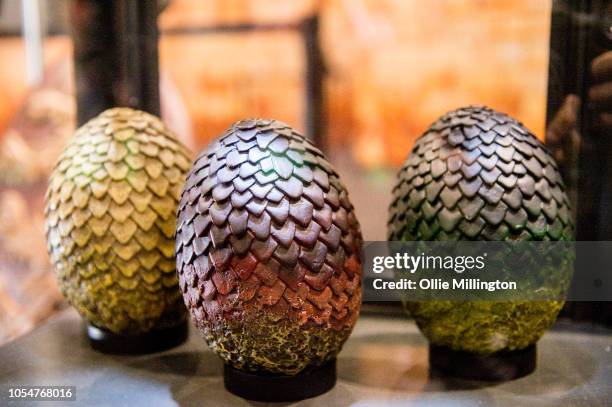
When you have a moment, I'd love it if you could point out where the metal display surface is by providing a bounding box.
[0,309,610,406]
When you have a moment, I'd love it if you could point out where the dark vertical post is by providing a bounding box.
[116,0,160,117]
[71,0,160,126]
[302,15,325,148]
[71,0,117,125]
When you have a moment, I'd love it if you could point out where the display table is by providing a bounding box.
[1,309,610,406]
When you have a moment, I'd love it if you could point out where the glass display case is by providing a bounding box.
[0,0,610,405]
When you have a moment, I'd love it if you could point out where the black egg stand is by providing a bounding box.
[86,321,189,355]
[224,360,337,402]
[429,344,536,382]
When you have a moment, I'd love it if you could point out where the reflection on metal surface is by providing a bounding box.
[0,309,609,406]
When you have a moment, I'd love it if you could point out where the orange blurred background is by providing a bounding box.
[0,0,551,166]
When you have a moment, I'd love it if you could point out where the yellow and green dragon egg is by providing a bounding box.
[44,108,191,334]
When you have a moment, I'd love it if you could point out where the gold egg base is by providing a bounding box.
[223,359,336,402]
[429,343,536,381]
[86,321,188,355]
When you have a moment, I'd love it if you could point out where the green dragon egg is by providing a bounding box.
[175,119,362,375]
[44,108,192,334]
[388,106,573,354]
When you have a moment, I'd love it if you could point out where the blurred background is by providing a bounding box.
[0,0,609,344]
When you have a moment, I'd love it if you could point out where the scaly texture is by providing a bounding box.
[45,108,192,334]
[388,106,573,354]
[176,119,362,375]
